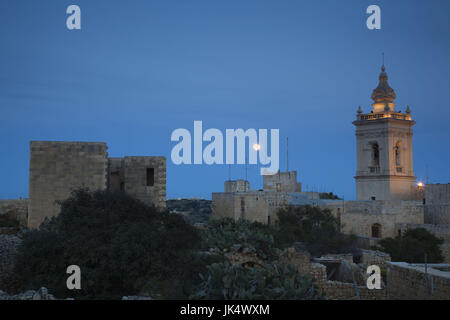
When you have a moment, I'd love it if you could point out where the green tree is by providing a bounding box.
[319,192,342,200]
[274,206,358,257]
[14,188,202,299]
[191,261,324,300]
[378,228,444,263]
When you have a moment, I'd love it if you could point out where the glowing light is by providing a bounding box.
[417,182,424,188]
[253,143,261,151]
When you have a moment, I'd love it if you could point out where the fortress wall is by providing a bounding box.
[123,157,166,208]
[28,141,108,229]
[338,201,424,238]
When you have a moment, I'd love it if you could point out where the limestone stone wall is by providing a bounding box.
[354,118,416,201]
[212,192,270,224]
[360,249,391,269]
[280,248,386,300]
[236,194,269,224]
[386,262,450,300]
[224,180,250,193]
[424,184,450,225]
[279,249,312,274]
[264,192,289,224]
[28,141,108,228]
[425,205,450,225]
[211,193,238,220]
[310,263,327,282]
[212,193,424,235]
[0,199,28,227]
[320,253,354,264]
[336,200,423,238]
[425,184,450,204]
[263,171,302,193]
[120,157,166,208]
[310,262,385,300]
[211,191,287,225]
[318,280,386,300]
[108,157,124,192]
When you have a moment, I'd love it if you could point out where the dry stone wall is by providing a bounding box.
[386,262,450,300]
[361,249,391,269]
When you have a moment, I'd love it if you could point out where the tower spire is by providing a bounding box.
[371,61,396,104]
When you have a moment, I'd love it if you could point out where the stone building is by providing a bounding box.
[28,141,109,228]
[211,65,427,244]
[354,65,416,201]
[324,200,423,239]
[263,171,302,193]
[27,141,166,228]
[224,180,250,193]
[108,156,166,208]
[212,171,301,225]
[424,183,450,225]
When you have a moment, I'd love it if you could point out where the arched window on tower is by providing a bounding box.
[369,142,380,173]
[371,223,382,238]
[395,141,403,173]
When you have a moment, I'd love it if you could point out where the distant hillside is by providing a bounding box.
[166,199,212,224]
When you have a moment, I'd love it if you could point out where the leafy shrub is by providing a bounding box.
[14,188,202,299]
[201,218,278,261]
[274,206,358,257]
[191,261,324,300]
[378,228,444,263]
[319,192,341,200]
[0,214,20,228]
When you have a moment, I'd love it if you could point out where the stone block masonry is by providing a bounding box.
[280,248,386,300]
[327,200,424,239]
[27,142,167,229]
[122,157,166,208]
[386,262,450,300]
[360,249,391,269]
[424,184,450,225]
[28,141,108,228]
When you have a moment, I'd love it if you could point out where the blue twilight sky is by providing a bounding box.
[1,0,450,200]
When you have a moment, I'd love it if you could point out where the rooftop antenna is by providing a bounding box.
[286,137,289,172]
[382,52,385,67]
[245,163,248,181]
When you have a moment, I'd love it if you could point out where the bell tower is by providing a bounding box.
[353,64,416,200]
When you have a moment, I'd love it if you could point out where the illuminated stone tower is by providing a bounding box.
[353,65,416,200]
